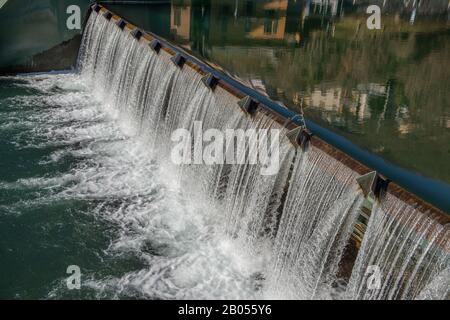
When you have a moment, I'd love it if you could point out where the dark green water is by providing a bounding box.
[0,75,147,298]
[108,0,450,184]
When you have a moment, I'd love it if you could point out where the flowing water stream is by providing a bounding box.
[0,10,448,300]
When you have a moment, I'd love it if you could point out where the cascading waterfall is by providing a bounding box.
[346,193,449,300]
[267,147,364,299]
[79,11,297,252]
[71,10,450,299]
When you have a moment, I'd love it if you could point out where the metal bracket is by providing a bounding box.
[116,19,126,30]
[171,53,186,68]
[131,28,143,41]
[201,73,219,91]
[237,96,259,116]
[103,11,113,20]
[356,171,390,199]
[286,127,312,150]
[149,40,162,54]
[92,4,101,13]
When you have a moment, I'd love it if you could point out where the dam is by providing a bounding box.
[0,1,449,300]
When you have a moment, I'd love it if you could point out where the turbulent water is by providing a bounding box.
[268,149,364,299]
[347,194,450,300]
[0,10,448,300]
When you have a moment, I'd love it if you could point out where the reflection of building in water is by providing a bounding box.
[170,0,308,45]
[356,83,386,97]
[311,0,340,17]
[305,88,343,112]
[350,0,449,16]
[208,0,290,42]
[170,0,450,46]
[302,83,393,122]
[397,123,413,135]
[171,2,191,43]
[353,84,387,121]
[169,0,363,48]
[355,91,369,120]
[303,86,369,122]
[169,0,441,135]
[440,117,450,129]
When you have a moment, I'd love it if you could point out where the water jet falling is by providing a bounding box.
[267,147,364,299]
[346,193,449,300]
[74,8,450,300]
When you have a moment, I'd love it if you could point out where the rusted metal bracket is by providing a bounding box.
[356,171,390,199]
[286,126,312,150]
[131,28,143,41]
[103,11,113,20]
[202,73,220,91]
[238,96,259,116]
[116,18,126,30]
[149,40,162,54]
[171,53,186,68]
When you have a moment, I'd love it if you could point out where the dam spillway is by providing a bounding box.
[72,5,449,299]
[0,3,448,300]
